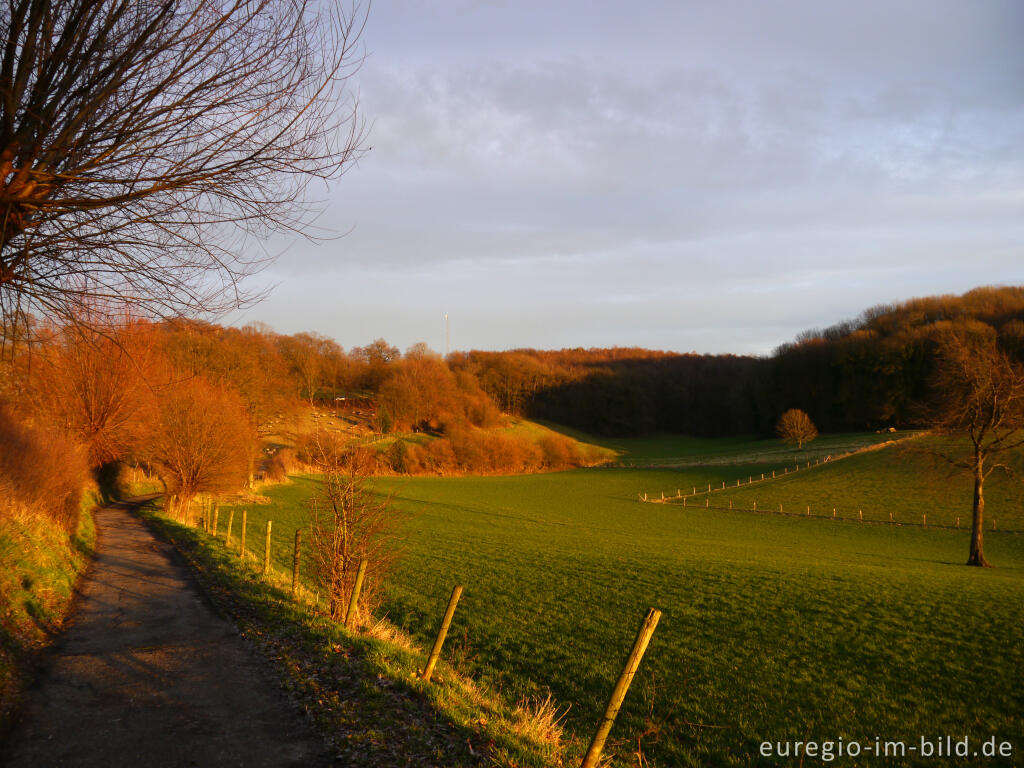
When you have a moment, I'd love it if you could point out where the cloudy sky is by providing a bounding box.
[235,0,1024,356]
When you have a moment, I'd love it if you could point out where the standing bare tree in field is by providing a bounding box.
[775,408,818,449]
[307,445,398,623]
[928,335,1024,567]
[0,0,367,326]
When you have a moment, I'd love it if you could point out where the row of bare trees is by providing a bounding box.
[1,321,255,520]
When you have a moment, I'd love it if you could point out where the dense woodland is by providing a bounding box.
[454,286,1024,436]
[1,286,1022,530]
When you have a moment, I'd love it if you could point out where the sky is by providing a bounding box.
[232,0,1024,356]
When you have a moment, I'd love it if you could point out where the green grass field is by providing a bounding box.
[233,434,1024,766]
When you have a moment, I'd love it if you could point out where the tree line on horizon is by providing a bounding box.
[457,285,1024,437]
[2,284,1019,442]
[2,284,1021,566]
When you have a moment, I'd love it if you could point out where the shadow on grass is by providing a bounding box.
[138,510,527,767]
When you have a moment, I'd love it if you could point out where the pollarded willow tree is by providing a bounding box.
[0,0,367,326]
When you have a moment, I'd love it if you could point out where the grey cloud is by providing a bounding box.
[237,2,1024,353]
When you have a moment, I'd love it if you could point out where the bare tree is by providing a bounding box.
[307,443,398,623]
[928,335,1024,567]
[0,0,367,325]
[775,408,818,449]
[142,376,256,523]
[27,321,158,467]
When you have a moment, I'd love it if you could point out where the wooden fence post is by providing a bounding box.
[240,510,247,559]
[422,585,464,682]
[922,514,926,528]
[291,529,302,599]
[212,505,219,537]
[956,517,960,529]
[345,559,368,629]
[579,607,662,768]
[263,520,273,575]
[858,510,863,521]
[226,509,234,545]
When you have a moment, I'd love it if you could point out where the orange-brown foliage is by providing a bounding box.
[24,323,158,468]
[141,377,255,521]
[0,404,88,532]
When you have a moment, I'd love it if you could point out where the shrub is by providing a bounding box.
[0,404,89,532]
[385,439,410,473]
[538,434,583,470]
[307,448,400,623]
[141,378,255,522]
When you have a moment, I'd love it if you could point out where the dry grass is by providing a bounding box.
[512,692,570,752]
[0,404,89,532]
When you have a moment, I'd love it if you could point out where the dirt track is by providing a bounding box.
[1,501,331,767]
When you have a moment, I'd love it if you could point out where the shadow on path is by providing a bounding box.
[1,501,330,768]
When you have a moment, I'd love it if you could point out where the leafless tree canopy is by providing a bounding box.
[306,440,398,622]
[928,334,1024,566]
[0,0,367,325]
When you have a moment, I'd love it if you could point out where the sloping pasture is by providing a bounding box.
[239,437,1024,766]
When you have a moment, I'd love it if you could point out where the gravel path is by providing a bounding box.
[1,501,331,768]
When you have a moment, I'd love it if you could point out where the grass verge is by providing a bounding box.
[0,491,99,736]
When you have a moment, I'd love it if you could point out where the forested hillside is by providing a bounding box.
[455,285,1024,436]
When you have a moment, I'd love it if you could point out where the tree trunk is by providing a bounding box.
[967,456,992,567]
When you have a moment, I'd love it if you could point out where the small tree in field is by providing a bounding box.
[927,334,1024,567]
[776,408,818,449]
[307,444,398,623]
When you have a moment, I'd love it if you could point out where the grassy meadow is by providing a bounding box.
[233,433,1024,766]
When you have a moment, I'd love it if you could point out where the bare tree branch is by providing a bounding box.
[0,0,368,325]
